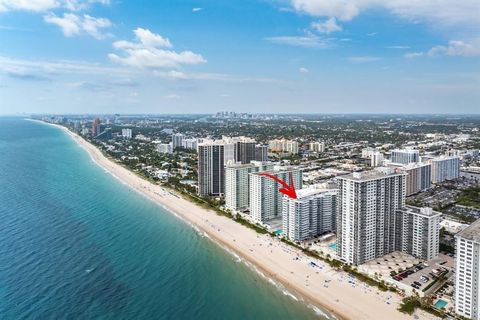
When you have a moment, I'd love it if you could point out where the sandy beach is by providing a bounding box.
[52,123,438,320]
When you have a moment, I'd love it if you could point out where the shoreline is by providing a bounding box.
[44,120,436,320]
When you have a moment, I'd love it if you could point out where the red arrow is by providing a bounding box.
[258,172,298,199]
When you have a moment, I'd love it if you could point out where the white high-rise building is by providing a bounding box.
[309,141,325,153]
[250,168,302,223]
[337,168,406,265]
[390,148,420,165]
[371,151,384,167]
[225,161,274,211]
[282,186,338,242]
[362,147,377,159]
[285,141,299,155]
[172,133,184,150]
[121,128,132,139]
[396,206,441,260]
[198,141,225,196]
[223,142,236,165]
[454,219,480,320]
[429,156,460,183]
[268,139,299,155]
[157,143,172,154]
[182,138,198,151]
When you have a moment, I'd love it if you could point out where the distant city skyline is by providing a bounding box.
[0,0,479,114]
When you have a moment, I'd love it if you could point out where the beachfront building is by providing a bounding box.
[428,155,460,183]
[121,128,132,139]
[390,148,420,165]
[250,167,302,224]
[91,118,101,136]
[387,162,432,196]
[225,161,274,211]
[282,186,338,242]
[336,167,407,265]
[198,141,225,196]
[396,206,441,260]
[454,219,480,320]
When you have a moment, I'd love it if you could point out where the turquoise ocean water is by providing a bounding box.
[0,118,324,319]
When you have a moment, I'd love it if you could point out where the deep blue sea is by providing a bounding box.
[0,118,322,319]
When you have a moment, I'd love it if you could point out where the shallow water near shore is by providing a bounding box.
[0,117,325,319]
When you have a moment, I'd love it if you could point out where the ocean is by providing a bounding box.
[0,118,324,319]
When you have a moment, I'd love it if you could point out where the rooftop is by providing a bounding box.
[391,148,419,153]
[456,219,480,243]
[338,167,405,182]
[226,161,272,169]
[296,187,337,199]
[402,205,442,217]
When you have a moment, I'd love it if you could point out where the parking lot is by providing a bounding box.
[360,252,454,294]
[360,251,421,278]
[392,254,454,294]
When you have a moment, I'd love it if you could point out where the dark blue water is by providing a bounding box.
[0,118,321,319]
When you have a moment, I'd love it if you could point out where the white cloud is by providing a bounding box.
[44,13,112,39]
[299,67,309,73]
[0,64,49,80]
[133,27,172,48]
[266,35,330,48]
[289,0,480,30]
[44,13,81,36]
[165,94,180,99]
[405,40,480,58]
[166,70,189,80]
[0,55,132,78]
[428,40,480,57]
[0,0,57,12]
[192,7,203,12]
[291,0,359,21]
[0,0,110,12]
[388,45,410,49]
[404,52,423,59]
[109,28,206,69]
[311,17,342,34]
[346,56,383,63]
[82,14,112,39]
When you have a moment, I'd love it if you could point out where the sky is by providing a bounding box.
[0,0,479,115]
